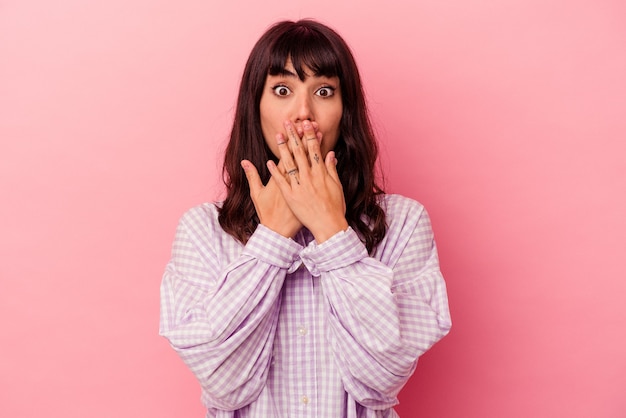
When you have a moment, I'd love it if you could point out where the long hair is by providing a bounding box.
[218,19,386,254]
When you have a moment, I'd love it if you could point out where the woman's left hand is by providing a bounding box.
[267,120,348,244]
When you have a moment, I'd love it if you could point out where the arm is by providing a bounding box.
[159,206,302,410]
[300,197,451,409]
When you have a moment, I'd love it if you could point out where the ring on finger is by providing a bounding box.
[287,168,300,185]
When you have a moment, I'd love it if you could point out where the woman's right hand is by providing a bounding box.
[241,159,303,239]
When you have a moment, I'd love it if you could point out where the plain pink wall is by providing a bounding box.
[1,0,625,417]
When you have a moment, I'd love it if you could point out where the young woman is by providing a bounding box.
[160,19,451,418]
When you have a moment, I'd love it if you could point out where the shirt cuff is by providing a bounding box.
[242,224,304,269]
[300,227,368,275]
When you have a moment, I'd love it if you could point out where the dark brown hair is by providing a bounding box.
[218,19,386,254]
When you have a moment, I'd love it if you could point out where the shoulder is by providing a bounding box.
[180,202,221,221]
[174,202,242,264]
[176,202,227,241]
[380,194,427,223]
[373,194,436,263]
[179,202,220,227]
[379,194,435,244]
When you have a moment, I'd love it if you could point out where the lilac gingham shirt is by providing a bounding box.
[160,194,451,418]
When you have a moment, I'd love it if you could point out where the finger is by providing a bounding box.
[296,122,319,140]
[285,163,301,186]
[267,159,296,192]
[325,151,341,183]
[302,121,323,172]
[276,159,287,175]
[241,160,264,196]
[284,121,309,173]
[276,133,296,172]
[274,134,302,186]
[273,159,298,186]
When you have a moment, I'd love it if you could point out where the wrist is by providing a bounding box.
[261,221,301,239]
[311,218,349,244]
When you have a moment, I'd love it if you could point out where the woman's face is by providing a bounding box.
[260,59,343,159]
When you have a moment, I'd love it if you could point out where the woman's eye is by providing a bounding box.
[315,87,335,97]
[272,85,291,96]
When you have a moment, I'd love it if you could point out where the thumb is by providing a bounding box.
[241,160,263,196]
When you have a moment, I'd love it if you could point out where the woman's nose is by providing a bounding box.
[293,94,313,123]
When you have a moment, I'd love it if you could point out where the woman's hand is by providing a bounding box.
[267,120,348,244]
[241,159,302,239]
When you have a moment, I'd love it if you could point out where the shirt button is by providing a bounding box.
[301,395,309,405]
[297,326,308,336]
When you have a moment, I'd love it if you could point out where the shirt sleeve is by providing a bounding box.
[159,206,303,410]
[299,196,451,409]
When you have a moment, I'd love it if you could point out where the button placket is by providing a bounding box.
[289,251,318,416]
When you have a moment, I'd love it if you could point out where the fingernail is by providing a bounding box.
[241,161,249,170]
[303,120,311,129]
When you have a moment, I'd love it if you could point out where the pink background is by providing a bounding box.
[1,0,625,417]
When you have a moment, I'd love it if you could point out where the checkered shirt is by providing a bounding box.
[160,194,451,417]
